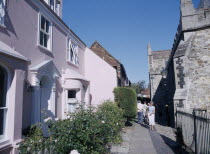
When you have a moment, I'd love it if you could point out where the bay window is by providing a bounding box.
[0,0,6,26]
[67,39,79,66]
[39,14,52,50]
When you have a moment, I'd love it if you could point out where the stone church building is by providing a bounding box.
[148,0,210,127]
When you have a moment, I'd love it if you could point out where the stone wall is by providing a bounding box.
[148,50,171,99]
[185,29,210,110]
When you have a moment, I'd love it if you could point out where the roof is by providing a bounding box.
[198,0,210,9]
[141,88,150,95]
[151,50,171,59]
[90,41,121,65]
[30,60,61,77]
[0,41,30,62]
[90,41,128,77]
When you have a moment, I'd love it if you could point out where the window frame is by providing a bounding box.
[0,64,10,143]
[0,0,6,27]
[38,13,53,52]
[48,0,60,15]
[66,38,79,66]
[66,89,78,113]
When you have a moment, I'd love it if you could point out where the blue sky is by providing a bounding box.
[63,0,200,84]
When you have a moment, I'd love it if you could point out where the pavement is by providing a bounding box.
[111,123,175,154]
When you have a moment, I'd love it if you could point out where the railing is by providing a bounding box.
[176,108,210,154]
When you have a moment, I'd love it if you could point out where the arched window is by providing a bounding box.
[0,65,8,140]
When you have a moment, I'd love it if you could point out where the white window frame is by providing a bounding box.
[0,64,10,143]
[38,13,52,51]
[67,38,79,66]
[66,89,78,113]
[45,0,60,15]
[0,0,6,27]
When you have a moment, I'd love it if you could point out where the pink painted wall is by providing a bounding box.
[85,48,117,106]
[0,1,86,152]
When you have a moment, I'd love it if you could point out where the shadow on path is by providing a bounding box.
[149,128,191,154]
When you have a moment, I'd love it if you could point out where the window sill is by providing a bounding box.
[37,44,52,53]
[0,139,11,149]
[67,61,79,68]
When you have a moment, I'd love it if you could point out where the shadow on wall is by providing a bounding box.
[152,78,175,127]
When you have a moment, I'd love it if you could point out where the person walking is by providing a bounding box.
[137,101,144,124]
[143,101,148,124]
[148,102,155,130]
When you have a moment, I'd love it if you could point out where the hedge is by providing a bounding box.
[113,87,137,120]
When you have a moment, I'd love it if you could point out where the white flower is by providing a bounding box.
[27,147,30,151]
[54,139,58,143]
[116,123,118,125]
[39,139,42,143]
[101,120,105,124]
[70,150,80,154]
[44,117,52,122]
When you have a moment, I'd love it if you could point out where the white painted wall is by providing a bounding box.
[85,47,117,106]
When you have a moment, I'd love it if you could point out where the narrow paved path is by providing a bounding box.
[128,124,157,154]
[111,123,175,154]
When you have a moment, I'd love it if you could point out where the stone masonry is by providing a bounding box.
[148,0,210,126]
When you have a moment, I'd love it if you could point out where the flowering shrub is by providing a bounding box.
[18,101,124,154]
[18,124,46,153]
[96,100,124,145]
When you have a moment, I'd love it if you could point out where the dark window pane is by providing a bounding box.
[50,0,54,10]
[43,34,48,48]
[46,20,50,33]
[41,16,45,31]
[70,49,73,61]
[68,90,76,98]
[40,32,44,46]
[0,109,4,135]
[0,66,7,108]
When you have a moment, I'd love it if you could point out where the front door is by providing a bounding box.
[40,76,54,122]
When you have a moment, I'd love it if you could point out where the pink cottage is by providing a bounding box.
[0,0,119,153]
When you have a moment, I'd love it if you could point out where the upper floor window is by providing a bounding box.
[0,0,6,26]
[39,14,52,50]
[67,39,79,66]
[44,0,60,15]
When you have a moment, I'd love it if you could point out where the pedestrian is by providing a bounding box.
[148,102,155,130]
[137,101,144,124]
[143,101,148,124]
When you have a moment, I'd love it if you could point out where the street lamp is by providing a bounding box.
[161,69,167,79]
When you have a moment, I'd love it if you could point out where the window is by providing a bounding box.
[67,90,77,113]
[67,39,79,66]
[47,0,60,15]
[0,0,6,26]
[0,65,8,140]
[39,15,52,50]
[68,90,76,98]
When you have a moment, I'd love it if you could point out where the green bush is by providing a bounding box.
[113,87,137,120]
[18,124,46,153]
[19,101,124,154]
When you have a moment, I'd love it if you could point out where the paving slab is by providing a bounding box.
[128,124,156,154]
